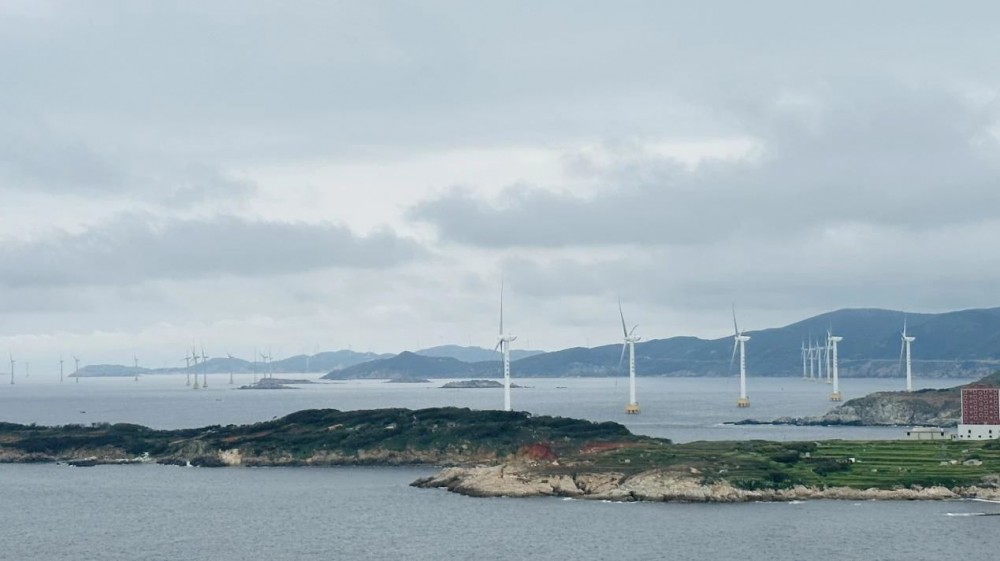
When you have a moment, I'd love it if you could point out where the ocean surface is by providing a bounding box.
[1,374,993,560]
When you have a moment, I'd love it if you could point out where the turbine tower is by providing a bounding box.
[829,334,843,401]
[618,300,641,414]
[731,307,751,408]
[73,356,80,383]
[227,352,235,385]
[807,339,815,381]
[8,354,14,385]
[133,355,139,382]
[900,318,915,392]
[59,357,64,384]
[815,337,824,384]
[493,280,516,412]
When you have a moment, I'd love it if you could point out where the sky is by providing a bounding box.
[2,1,1000,369]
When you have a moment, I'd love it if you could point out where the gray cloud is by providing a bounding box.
[0,214,423,288]
[411,84,1000,247]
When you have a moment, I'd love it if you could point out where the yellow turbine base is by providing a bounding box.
[830,392,842,402]
[737,398,750,408]
[626,403,641,414]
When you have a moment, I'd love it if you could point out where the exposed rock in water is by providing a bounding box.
[440,379,527,389]
[385,378,432,384]
[237,378,315,390]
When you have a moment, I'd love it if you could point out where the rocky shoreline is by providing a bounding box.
[411,465,1000,502]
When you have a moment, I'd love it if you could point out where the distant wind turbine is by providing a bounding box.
[900,317,915,392]
[183,353,192,386]
[618,299,641,414]
[227,352,234,385]
[8,353,14,386]
[829,334,843,401]
[59,357,64,384]
[800,340,808,380]
[73,356,80,383]
[201,347,209,389]
[730,307,750,408]
[133,355,139,382]
[493,280,516,412]
[191,347,200,389]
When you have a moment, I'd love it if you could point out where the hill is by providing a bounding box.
[323,352,494,380]
[416,345,543,362]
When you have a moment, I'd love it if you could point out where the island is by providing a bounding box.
[2,406,1000,502]
[440,379,526,389]
[733,372,1000,428]
[237,378,316,390]
[385,378,432,384]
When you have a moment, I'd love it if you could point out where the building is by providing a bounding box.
[904,427,949,440]
[956,386,1000,440]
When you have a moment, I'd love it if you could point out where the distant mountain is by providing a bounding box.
[74,350,391,377]
[324,307,1000,380]
[323,351,492,380]
[415,345,543,363]
[72,364,144,378]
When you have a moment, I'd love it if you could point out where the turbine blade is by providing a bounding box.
[899,340,905,371]
[499,279,504,336]
[629,324,638,337]
[494,340,502,353]
[618,343,627,368]
[732,304,739,336]
[619,299,628,338]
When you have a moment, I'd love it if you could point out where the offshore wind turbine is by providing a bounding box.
[829,334,843,401]
[807,339,815,380]
[8,353,14,385]
[201,347,209,389]
[730,307,751,408]
[59,357,64,383]
[227,352,234,385]
[824,331,833,384]
[191,347,200,389]
[900,318,915,392]
[493,280,516,412]
[800,340,808,380]
[73,356,80,383]
[618,300,641,414]
[133,355,139,382]
[815,337,824,384]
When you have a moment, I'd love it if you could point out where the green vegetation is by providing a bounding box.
[567,439,1000,491]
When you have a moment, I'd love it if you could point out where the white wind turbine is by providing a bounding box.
[133,355,139,382]
[493,280,516,412]
[618,300,641,414]
[800,340,808,380]
[227,352,235,385]
[807,338,816,381]
[900,318,916,392]
[59,357,64,384]
[829,333,843,401]
[730,307,751,407]
[824,331,833,384]
[73,356,80,383]
[184,353,192,386]
[8,353,14,386]
[201,347,209,388]
[191,347,200,389]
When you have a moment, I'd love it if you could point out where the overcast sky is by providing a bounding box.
[2,1,1000,368]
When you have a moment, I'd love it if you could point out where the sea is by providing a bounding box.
[2,374,998,560]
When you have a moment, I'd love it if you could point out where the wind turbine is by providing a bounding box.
[900,318,915,392]
[807,339,815,381]
[8,354,14,385]
[493,280,516,412]
[730,307,751,408]
[183,353,192,386]
[201,347,209,389]
[191,347,200,389]
[73,356,80,383]
[252,348,258,383]
[815,336,824,384]
[227,352,234,385]
[133,355,139,382]
[618,300,641,414]
[59,357,64,383]
[800,340,808,380]
[829,334,843,401]
[824,331,833,384]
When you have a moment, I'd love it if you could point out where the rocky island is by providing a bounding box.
[440,379,526,389]
[3,407,1000,502]
[237,378,316,390]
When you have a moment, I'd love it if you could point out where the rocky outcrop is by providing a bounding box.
[735,389,962,427]
[411,465,981,502]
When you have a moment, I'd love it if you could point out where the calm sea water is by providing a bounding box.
[2,375,990,560]
[0,463,997,561]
